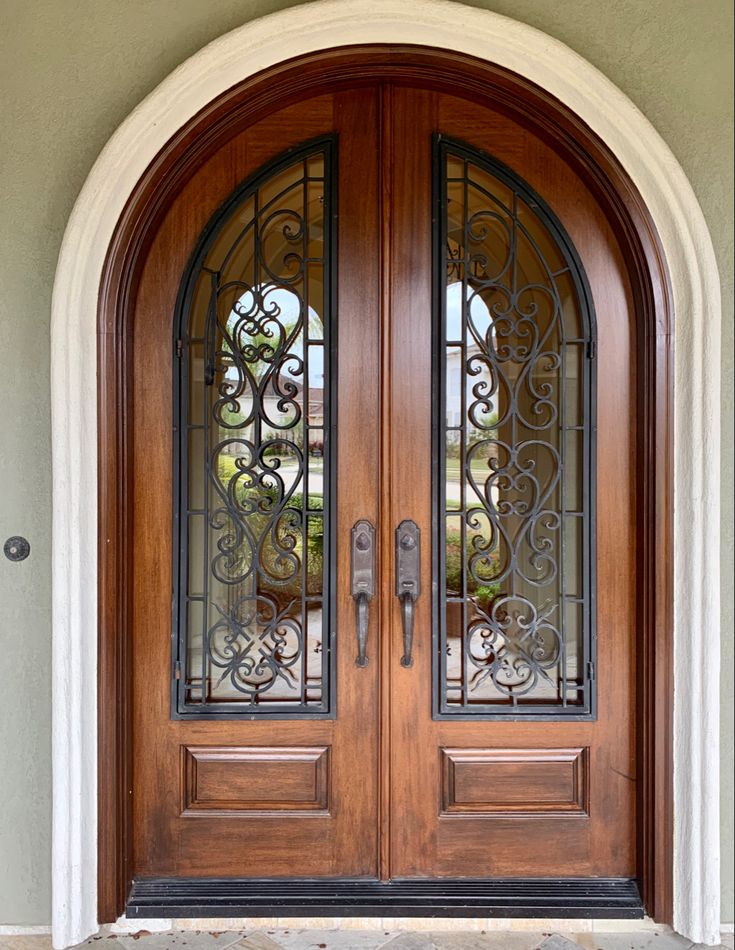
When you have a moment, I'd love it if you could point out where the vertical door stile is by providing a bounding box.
[332,85,383,877]
[387,86,438,876]
[378,80,394,882]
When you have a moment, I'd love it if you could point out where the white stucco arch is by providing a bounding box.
[50,1,722,946]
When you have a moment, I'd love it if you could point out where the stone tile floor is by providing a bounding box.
[0,929,732,950]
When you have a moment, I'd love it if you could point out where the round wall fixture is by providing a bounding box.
[4,536,30,561]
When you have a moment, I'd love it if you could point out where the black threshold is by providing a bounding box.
[127,878,644,919]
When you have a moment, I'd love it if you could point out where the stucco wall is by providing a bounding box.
[0,0,732,927]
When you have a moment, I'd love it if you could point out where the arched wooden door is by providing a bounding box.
[124,74,641,916]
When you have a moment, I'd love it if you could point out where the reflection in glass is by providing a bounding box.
[175,141,334,715]
[436,139,595,716]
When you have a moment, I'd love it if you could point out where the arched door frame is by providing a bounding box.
[50,3,721,948]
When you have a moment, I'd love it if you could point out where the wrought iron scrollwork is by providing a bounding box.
[434,137,596,717]
[173,139,336,717]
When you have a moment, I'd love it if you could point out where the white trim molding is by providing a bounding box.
[50,1,722,947]
[0,926,53,936]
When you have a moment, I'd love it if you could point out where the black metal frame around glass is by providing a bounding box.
[432,135,597,720]
[172,137,338,719]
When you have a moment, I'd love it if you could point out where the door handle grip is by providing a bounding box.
[395,520,420,669]
[355,591,370,668]
[399,592,415,668]
[351,520,375,668]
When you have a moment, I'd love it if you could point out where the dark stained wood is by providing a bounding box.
[387,86,638,880]
[98,268,134,919]
[330,85,383,878]
[128,88,381,880]
[384,86,437,877]
[440,748,589,817]
[182,746,330,814]
[98,46,674,924]
[637,219,675,926]
[378,82,395,883]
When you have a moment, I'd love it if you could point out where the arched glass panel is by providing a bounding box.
[173,138,336,717]
[434,137,597,718]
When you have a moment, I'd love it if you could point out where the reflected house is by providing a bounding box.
[192,286,328,705]
[219,374,325,454]
[445,342,485,432]
[443,286,504,699]
[218,286,325,455]
[444,283,497,490]
[442,261,582,706]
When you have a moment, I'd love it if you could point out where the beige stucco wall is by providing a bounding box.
[0,0,732,928]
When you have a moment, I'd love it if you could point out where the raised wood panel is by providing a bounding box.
[182,746,330,815]
[441,747,589,818]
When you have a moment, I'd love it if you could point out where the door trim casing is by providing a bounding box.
[49,5,721,948]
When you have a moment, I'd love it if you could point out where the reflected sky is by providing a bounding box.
[224,286,324,383]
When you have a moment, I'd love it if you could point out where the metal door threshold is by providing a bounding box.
[127,877,644,919]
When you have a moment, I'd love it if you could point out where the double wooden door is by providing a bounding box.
[131,82,636,888]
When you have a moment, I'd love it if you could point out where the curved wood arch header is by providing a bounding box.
[97,44,673,924]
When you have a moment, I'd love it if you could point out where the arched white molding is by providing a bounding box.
[50,1,722,946]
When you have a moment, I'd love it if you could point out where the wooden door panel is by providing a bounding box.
[388,88,637,878]
[181,746,331,815]
[440,747,589,817]
[131,88,382,879]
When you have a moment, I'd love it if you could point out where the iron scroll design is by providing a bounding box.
[433,136,597,718]
[173,138,337,718]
